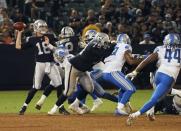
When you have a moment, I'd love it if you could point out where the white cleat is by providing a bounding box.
[48,105,58,115]
[80,104,90,114]
[126,113,137,126]
[147,113,156,121]
[115,108,128,116]
[124,102,133,114]
[91,98,103,112]
[146,107,155,121]
[68,104,85,114]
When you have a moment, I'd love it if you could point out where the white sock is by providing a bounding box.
[171,88,181,96]
[72,98,80,107]
[40,95,47,102]
[23,103,28,107]
[52,105,58,110]
[117,103,124,110]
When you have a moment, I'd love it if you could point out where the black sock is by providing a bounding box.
[56,85,63,98]
[43,84,54,97]
[102,92,118,102]
[56,94,67,106]
[77,88,88,101]
[25,88,37,104]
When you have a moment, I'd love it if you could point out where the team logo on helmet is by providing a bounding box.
[54,46,69,63]
[84,30,97,44]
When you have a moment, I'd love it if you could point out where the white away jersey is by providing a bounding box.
[154,46,181,80]
[103,43,132,72]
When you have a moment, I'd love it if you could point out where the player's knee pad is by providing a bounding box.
[33,84,41,90]
[84,85,94,93]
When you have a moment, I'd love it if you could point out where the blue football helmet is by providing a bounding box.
[84,30,97,44]
[54,45,69,63]
[163,33,180,45]
[116,33,131,45]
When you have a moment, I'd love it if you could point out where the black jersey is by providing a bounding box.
[69,40,114,72]
[22,33,57,62]
[56,36,80,55]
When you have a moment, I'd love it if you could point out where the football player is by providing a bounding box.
[126,33,181,125]
[100,33,142,115]
[16,19,62,115]
[56,26,81,55]
[47,32,114,115]
[68,30,119,113]
[34,26,77,115]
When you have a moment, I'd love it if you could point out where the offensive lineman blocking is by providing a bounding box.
[48,32,114,115]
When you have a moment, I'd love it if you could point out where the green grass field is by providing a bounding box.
[0,90,153,114]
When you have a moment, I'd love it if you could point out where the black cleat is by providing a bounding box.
[19,106,27,115]
[59,106,70,115]
[35,104,41,110]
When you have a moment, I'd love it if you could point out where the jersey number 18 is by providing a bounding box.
[36,42,51,55]
[164,48,181,63]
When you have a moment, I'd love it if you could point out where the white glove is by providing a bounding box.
[126,70,138,81]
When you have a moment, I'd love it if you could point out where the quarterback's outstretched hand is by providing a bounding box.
[126,70,138,81]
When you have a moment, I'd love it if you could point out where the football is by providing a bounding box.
[13,22,26,31]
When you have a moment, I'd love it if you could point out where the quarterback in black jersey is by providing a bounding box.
[48,32,114,115]
[16,19,62,115]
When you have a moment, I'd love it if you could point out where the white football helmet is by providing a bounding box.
[94,32,110,47]
[84,30,97,44]
[163,33,180,45]
[54,45,69,63]
[33,19,48,34]
[116,33,131,45]
[59,26,75,38]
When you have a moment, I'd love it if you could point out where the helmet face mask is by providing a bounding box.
[59,26,75,39]
[33,19,48,34]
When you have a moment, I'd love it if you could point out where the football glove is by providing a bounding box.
[126,70,139,81]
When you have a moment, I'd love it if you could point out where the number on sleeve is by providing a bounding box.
[111,47,119,55]
[65,42,73,52]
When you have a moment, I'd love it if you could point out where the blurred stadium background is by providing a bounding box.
[0,0,181,90]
